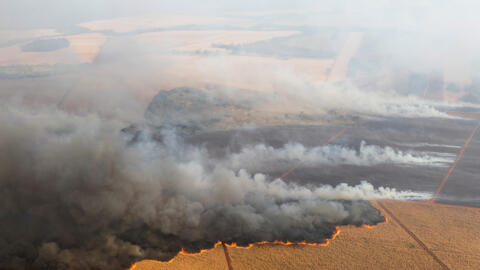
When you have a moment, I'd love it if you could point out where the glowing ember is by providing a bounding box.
[180,241,223,255]
[332,226,341,239]
[225,242,255,249]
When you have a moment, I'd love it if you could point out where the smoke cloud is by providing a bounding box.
[224,140,455,173]
[0,108,433,270]
[1,1,479,269]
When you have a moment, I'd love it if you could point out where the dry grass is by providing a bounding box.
[134,201,480,270]
[139,30,300,52]
[132,246,228,270]
[327,32,364,82]
[381,201,480,270]
[65,33,107,63]
[0,44,70,66]
[77,16,231,33]
[443,90,466,102]
[0,29,59,43]
[154,54,333,93]
[0,32,107,66]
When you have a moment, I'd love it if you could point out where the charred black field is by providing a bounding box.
[186,117,480,207]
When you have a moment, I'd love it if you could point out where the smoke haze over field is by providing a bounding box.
[224,141,455,173]
[2,1,480,121]
[1,1,480,269]
[0,109,438,269]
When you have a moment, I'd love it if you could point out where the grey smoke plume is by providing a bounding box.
[0,109,434,270]
[393,142,461,149]
[225,141,455,172]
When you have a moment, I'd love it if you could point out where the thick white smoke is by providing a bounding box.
[224,140,455,173]
[305,181,431,201]
[393,142,461,149]
[283,80,454,119]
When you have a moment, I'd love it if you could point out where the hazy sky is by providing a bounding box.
[1,0,473,30]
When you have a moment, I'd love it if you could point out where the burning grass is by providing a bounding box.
[132,201,480,270]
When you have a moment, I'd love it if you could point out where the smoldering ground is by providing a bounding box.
[222,140,455,173]
[0,108,441,270]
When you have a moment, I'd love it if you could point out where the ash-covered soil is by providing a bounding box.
[139,88,480,207]
[185,117,480,207]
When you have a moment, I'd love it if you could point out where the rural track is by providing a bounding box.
[278,125,352,180]
[222,243,234,270]
[376,201,450,270]
[430,122,480,203]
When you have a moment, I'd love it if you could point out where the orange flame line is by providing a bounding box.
[236,227,339,248]
[361,213,388,229]
[128,227,344,269]
[178,241,223,255]
[361,224,375,229]
[224,226,342,249]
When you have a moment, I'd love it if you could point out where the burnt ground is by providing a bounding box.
[186,117,480,208]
